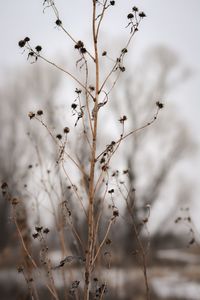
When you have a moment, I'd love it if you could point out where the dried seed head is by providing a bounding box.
[55,19,62,26]
[100,157,106,164]
[71,103,77,110]
[119,66,126,72]
[43,228,50,234]
[56,134,62,140]
[106,238,112,245]
[1,182,8,189]
[110,1,115,5]
[121,48,128,54]
[113,210,119,217]
[17,266,24,273]
[123,170,129,174]
[63,127,70,134]
[28,112,35,119]
[24,37,30,42]
[127,13,134,19]
[132,6,138,12]
[89,85,95,91]
[80,47,87,54]
[18,40,26,48]
[28,51,34,57]
[35,226,43,232]
[156,101,164,109]
[37,110,43,116]
[12,198,19,205]
[102,51,107,56]
[139,11,146,18]
[119,115,127,123]
[123,115,127,121]
[75,88,82,94]
[189,238,195,245]
[35,45,42,52]
[174,217,182,223]
[32,233,39,239]
[75,40,84,49]
[102,164,109,171]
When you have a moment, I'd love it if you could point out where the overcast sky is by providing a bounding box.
[1,0,199,122]
[1,0,200,228]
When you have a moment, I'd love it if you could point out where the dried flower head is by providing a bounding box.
[35,45,42,52]
[43,228,50,234]
[17,266,24,273]
[121,48,128,54]
[24,37,30,42]
[106,238,112,245]
[28,51,34,58]
[102,164,109,171]
[35,226,43,232]
[63,127,70,134]
[71,103,77,110]
[80,47,87,54]
[11,198,19,205]
[174,217,182,223]
[37,110,43,116]
[156,101,164,109]
[119,115,127,123]
[132,6,139,12]
[189,238,195,245]
[89,85,95,91]
[119,66,126,72]
[1,182,8,189]
[123,169,129,174]
[75,40,84,49]
[100,157,106,164]
[113,210,119,217]
[56,134,62,140]
[28,112,35,119]
[18,40,26,48]
[75,88,82,94]
[55,19,62,26]
[32,233,39,239]
[139,11,146,18]
[127,13,134,19]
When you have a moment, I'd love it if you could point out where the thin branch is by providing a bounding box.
[96,108,160,161]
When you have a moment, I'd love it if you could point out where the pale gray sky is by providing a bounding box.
[1,1,200,67]
[1,1,199,122]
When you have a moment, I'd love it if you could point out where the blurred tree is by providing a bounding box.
[0,46,195,268]
[109,46,195,254]
[0,64,61,258]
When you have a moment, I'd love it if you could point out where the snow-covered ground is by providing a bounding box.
[1,248,200,299]
[152,274,200,300]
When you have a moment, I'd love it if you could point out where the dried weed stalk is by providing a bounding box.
[13,1,164,299]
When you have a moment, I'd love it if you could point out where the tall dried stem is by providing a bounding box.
[84,1,100,299]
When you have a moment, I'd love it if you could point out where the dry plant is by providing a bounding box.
[2,1,165,300]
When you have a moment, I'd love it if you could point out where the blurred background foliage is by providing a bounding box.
[0,45,199,299]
